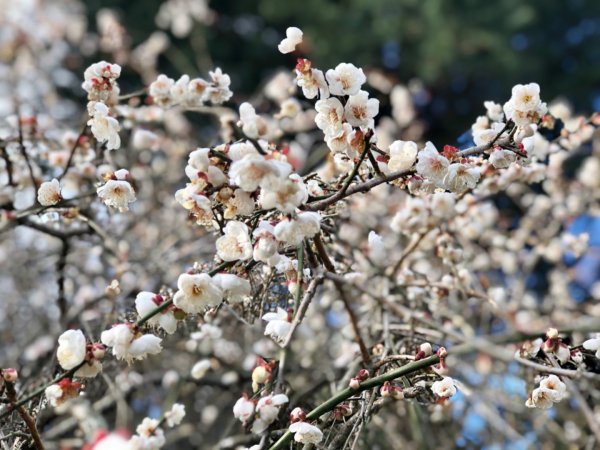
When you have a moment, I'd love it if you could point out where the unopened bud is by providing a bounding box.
[91,343,105,360]
[1,368,18,382]
[290,407,306,423]
[252,365,271,386]
[546,328,559,340]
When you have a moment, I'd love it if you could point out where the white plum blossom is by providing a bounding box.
[390,196,429,234]
[583,336,600,358]
[82,61,121,102]
[228,141,259,161]
[135,292,178,334]
[431,377,457,398]
[216,220,253,261]
[259,174,308,213]
[239,102,267,139]
[253,221,279,263]
[206,67,233,104]
[278,27,303,54]
[131,418,165,449]
[503,82,547,127]
[56,329,86,370]
[252,393,289,434]
[149,74,175,106]
[326,62,366,96]
[87,102,121,150]
[187,147,211,172]
[289,421,324,445]
[415,142,449,187]
[430,192,456,220]
[100,324,162,362]
[367,231,386,267]
[37,179,62,206]
[45,384,65,408]
[315,97,344,137]
[344,90,379,129]
[191,359,212,379]
[212,273,251,301]
[173,273,223,313]
[296,62,329,100]
[262,307,291,345]
[229,155,292,192]
[165,403,186,427]
[224,189,256,219]
[484,100,504,121]
[170,74,190,104]
[443,163,481,193]
[273,212,321,246]
[132,129,159,150]
[326,122,353,154]
[526,375,567,409]
[233,395,255,423]
[388,140,418,172]
[97,179,136,211]
[489,149,517,169]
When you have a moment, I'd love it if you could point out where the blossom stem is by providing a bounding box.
[0,363,84,420]
[3,380,45,450]
[276,244,305,391]
[58,122,88,181]
[306,128,514,212]
[268,355,440,450]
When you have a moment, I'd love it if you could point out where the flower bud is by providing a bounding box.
[356,369,369,381]
[546,328,559,340]
[252,365,271,386]
[349,378,360,389]
[415,342,433,360]
[91,343,105,360]
[290,407,306,423]
[1,368,18,382]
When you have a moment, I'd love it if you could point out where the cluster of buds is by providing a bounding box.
[332,402,354,420]
[349,368,369,389]
[542,328,571,364]
[381,381,404,400]
[252,357,276,392]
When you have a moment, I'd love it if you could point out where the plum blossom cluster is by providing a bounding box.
[3,14,600,450]
[100,323,162,363]
[83,61,123,150]
[149,68,233,108]
[525,375,567,409]
[233,392,289,434]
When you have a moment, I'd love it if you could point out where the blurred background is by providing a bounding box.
[84,0,600,142]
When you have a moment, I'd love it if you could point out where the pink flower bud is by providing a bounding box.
[349,378,360,389]
[381,381,392,398]
[290,407,306,423]
[356,369,369,381]
[1,368,18,382]
[91,343,106,360]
